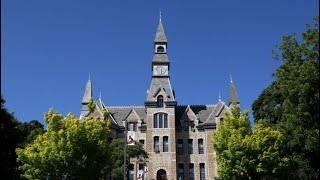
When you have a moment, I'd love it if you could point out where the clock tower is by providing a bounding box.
[144,14,177,180]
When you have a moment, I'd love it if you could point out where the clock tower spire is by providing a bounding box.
[145,14,176,107]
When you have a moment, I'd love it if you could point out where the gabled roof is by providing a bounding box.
[146,78,175,102]
[179,105,198,122]
[124,109,141,123]
[107,106,146,126]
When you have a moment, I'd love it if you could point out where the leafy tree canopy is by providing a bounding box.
[1,95,45,179]
[17,109,147,180]
[213,105,289,179]
[252,17,319,178]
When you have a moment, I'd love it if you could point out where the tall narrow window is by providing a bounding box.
[129,164,134,180]
[177,139,184,155]
[138,164,145,180]
[163,136,169,152]
[164,114,168,128]
[188,139,193,154]
[200,163,205,180]
[178,164,184,180]
[189,164,194,180]
[198,139,204,154]
[157,95,164,107]
[154,136,159,153]
[159,113,163,128]
[153,114,158,128]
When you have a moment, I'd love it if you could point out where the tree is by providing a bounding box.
[213,105,289,179]
[108,139,147,180]
[17,109,147,180]
[17,110,112,179]
[17,120,45,148]
[252,17,319,178]
[0,95,44,179]
[0,95,21,179]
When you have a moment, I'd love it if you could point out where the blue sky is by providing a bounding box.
[1,0,318,123]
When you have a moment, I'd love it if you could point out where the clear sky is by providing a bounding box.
[1,0,318,123]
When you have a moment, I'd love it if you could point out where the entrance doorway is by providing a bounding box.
[156,169,167,180]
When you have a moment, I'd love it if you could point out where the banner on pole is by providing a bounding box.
[127,131,135,145]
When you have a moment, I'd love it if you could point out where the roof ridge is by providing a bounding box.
[178,104,216,107]
[107,105,145,108]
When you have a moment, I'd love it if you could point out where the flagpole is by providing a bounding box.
[124,120,127,180]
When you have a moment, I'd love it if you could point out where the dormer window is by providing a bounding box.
[157,95,164,107]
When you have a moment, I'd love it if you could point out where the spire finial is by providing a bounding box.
[218,91,222,102]
[88,73,91,81]
[159,10,162,22]
[99,91,102,99]
[229,74,233,83]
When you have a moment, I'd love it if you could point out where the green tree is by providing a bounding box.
[17,120,45,148]
[0,95,45,179]
[17,110,112,179]
[213,105,289,179]
[108,139,147,180]
[17,109,147,180]
[0,95,21,179]
[252,17,319,178]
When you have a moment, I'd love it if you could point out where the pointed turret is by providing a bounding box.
[228,75,240,105]
[154,11,167,43]
[82,75,92,104]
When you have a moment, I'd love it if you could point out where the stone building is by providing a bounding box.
[79,16,240,180]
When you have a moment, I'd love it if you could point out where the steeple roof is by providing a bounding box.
[229,76,240,105]
[82,76,92,104]
[154,18,167,42]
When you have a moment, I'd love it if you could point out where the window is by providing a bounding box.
[129,164,134,180]
[154,136,159,153]
[138,164,145,180]
[163,136,169,152]
[157,46,165,53]
[189,164,194,180]
[178,164,184,180]
[200,163,205,180]
[139,139,145,147]
[159,114,163,128]
[164,114,168,128]
[127,122,137,131]
[157,95,164,107]
[198,139,204,154]
[153,114,158,128]
[153,113,168,129]
[177,139,184,155]
[188,139,193,154]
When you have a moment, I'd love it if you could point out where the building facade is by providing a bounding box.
[79,17,240,180]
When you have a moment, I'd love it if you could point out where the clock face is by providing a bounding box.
[153,65,168,76]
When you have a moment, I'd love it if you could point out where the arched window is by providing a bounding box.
[157,95,164,107]
[157,46,165,53]
[153,113,168,129]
